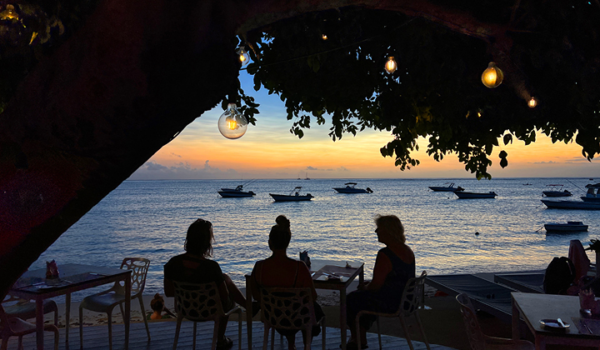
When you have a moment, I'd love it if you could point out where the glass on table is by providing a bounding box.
[579,288,595,315]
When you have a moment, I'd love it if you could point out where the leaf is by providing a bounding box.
[503,134,513,145]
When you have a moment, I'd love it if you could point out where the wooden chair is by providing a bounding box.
[456,293,534,350]
[79,257,151,350]
[356,271,430,350]
[172,281,242,350]
[0,304,59,350]
[2,294,58,326]
[259,287,325,350]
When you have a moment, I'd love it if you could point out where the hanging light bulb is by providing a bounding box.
[528,97,537,108]
[0,4,18,20]
[237,46,249,66]
[321,33,328,40]
[218,103,248,139]
[385,56,397,74]
[481,62,504,88]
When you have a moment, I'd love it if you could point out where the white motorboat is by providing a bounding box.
[429,183,464,192]
[541,199,600,210]
[218,185,256,198]
[542,184,572,197]
[333,182,373,194]
[270,187,314,202]
[455,191,497,199]
[544,221,588,233]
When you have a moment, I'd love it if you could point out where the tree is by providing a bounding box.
[0,0,599,297]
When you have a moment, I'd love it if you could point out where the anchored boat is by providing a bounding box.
[429,183,464,192]
[455,191,497,199]
[333,183,373,194]
[270,186,314,202]
[218,185,256,198]
[544,221,588,233]
[542,184,572,197]
[541,199,600,210]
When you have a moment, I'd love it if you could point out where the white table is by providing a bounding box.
[10,263,132,350]
[512,292,600,349]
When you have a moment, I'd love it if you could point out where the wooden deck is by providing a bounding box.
[5,320,456,349]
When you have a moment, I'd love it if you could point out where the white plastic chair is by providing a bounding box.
[259,287,325,350]
[356,271,430,350]
[79,257,151,350]
[172,281,242,350]
[456,293,534,350]
[0,304,59,350]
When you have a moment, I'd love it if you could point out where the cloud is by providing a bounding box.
[532,161,558,164]
[129,161,237,180]
[171,153,182,158]
[306,166,319,170]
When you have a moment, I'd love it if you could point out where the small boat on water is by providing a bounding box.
[270,186,314,202]
[541,199,600,210]
[429,183,464,192]
[455,191,497,199]
[333,182,373,194]
[542,184,572,197]
[544,221,588,233]
[218,185,256,198]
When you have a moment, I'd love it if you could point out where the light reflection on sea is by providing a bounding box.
[31,178,600,301]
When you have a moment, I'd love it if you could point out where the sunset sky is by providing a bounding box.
[130,71,600,180]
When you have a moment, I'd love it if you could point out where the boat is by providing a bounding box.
[454,191,497,199]
[217,185,256,198]
[582,184,600,202]
[542,184,572,197]
[429,183,464,192]
[270,186,314,202]
[541,199,600,210]
[544,221,588,233]
[333,183,373,194]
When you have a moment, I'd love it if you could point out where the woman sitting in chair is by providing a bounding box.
[164,218,246,350]
[251,215,324,350]
[345,214,415,350]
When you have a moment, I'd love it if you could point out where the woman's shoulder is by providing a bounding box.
[381,245,415,264]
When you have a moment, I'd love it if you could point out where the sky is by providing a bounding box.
[129,71,600,180]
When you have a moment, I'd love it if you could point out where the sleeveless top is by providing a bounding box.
[377,247,416,308]
[255,259,301,287]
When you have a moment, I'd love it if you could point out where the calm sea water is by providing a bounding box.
[31,178,600,301]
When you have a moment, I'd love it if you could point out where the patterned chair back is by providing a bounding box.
[118,257,150,297]
[456,293,486,350]
[259,287,316,331]
[173,281,225,322]
[400,270,427,317]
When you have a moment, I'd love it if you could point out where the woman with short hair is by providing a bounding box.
[345,214,416,350]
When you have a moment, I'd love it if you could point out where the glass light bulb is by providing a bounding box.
[321,34,328,40]
[237,46,249,66]
[528,97,537,108]
[481,62,504,88]
[0,4,18,20]
[385,56,397,74]
[218,103,248,139]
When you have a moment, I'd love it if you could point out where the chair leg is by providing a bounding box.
[0,339,6,350]
[376,315,382,350]
[237,309,243,350]
[172,316,183,350]
[304,326,312,350]
[79,306,84,350]
[53,326,60,350]
[108,311,113,350]
[262,324,269,350]
[414,313,431,350]
[17,336,23,350]
[399,315,415,350]
[138,295,151,341]
[356,314,363,350]
[321,315,326,350]
[193,321,198,350]
[271,327,275,350]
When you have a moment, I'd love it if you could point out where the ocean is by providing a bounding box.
[30,178,600,301]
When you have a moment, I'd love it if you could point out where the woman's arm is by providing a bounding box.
[250,261,262,301]
[365,250,392,292]
[297,261,318,300]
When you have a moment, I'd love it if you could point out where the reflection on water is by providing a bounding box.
[32,178,600,301]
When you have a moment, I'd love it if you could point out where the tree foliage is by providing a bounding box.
[239,3,600,179]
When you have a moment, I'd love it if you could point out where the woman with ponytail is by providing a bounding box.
[251,215,323,350]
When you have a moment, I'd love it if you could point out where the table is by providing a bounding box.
[511,292,600,349]
[245,259,364,350]
[10,263,132,350]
